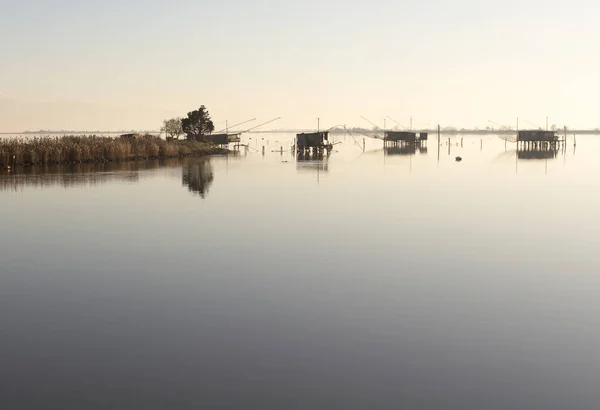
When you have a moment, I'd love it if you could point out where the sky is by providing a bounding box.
[1,0,599,132]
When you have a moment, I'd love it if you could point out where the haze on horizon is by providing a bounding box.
[1,0,598,132]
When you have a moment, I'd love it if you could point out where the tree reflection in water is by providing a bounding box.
[181,158,214,198]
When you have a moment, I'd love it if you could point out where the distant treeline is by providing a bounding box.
[6,127,600,136]
[249,128,600,134]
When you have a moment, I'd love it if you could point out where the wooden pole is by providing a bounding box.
[363,138,365,152]
[437,125,440,162]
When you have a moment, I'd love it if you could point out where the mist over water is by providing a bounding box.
[1,133,599,410]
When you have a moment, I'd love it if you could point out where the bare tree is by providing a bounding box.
[162,117,184,140]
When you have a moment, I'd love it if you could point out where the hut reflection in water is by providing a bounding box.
[517,146,559,160]
[385,145,428,156]
[296,151,329,173]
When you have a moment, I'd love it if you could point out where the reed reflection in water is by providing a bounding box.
[0,157,216,199]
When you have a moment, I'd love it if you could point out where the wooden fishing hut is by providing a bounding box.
[517,130,560,150]
[384,131,427,148]
[206,133,241,145]
[186,133,241,146]
[296,131,333,154]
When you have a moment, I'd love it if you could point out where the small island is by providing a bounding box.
[0,105,228,167]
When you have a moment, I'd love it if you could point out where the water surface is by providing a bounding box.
[1,133,599,409]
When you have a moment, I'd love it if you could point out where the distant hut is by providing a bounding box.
[384,131,417,143]
[205,134,230,145]
[383,131,427,148]
[517,130,559,150]
[296,131,332,154]
[186,133,241,145]
[517,130,558,142]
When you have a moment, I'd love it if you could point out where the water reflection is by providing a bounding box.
[3,134,600,410]
[181,158,214,198]
[517,146,559,160]
[296,152,329,173]
[384,144,428,156]
[0,160,180,191]
[0,158,217,199]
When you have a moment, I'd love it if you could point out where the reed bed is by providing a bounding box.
[0,134,227,166]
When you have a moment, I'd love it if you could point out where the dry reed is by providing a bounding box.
[0,134,227,166]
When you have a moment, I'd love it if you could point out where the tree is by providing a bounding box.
[161,117,184,140]
[182,106,214,141]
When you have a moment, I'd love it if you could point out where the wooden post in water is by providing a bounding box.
[461,137,463,147]
[262,146,265,156]
[363,138,365,152]
[280,146,283,155]
[437,124,440,162]
[480,138,482,150]
[447,137,450,155]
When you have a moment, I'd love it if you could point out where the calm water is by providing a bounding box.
[1,133,599,409]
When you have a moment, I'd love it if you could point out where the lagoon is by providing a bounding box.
[1,133,599,409]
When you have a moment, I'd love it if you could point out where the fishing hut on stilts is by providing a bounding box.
[295,131,333,156]
[517,130,563,157]
[384,131,427,150]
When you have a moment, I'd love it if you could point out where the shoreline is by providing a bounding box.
[0,135,230,168]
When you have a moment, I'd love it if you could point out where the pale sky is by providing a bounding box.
[1,0,598,132]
